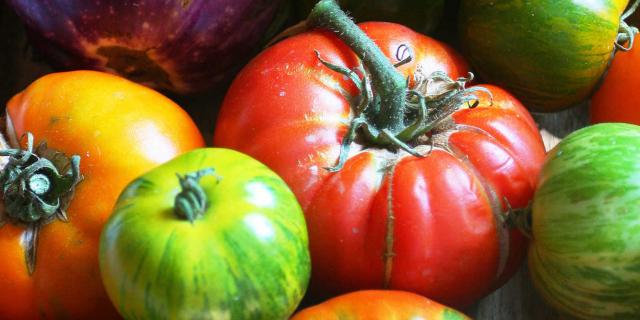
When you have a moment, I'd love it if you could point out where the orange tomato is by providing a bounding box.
[0,70,204,319]
[591,44,640,124]
[291,290,470,320]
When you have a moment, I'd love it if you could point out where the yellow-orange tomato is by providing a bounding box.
[0,70,204,319]
[291,290,470,320]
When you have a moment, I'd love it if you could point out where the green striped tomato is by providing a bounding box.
[99,148,310,319]
[529,123,640,319]
[459,0,628,112]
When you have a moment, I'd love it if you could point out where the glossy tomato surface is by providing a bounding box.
[530,123,640,319]
[459,0,628,112]
[0,70,204,319]
[291,290,469,320]
[214,22,546,307]
[101,148,310,319]
[591,43,640,124]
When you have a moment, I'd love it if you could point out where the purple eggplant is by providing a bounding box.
[6,0,284,93]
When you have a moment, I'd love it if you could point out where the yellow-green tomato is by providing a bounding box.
[99,148,310,319]
[530,123,640,318]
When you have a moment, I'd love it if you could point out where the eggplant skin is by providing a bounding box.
[7,0,282,94]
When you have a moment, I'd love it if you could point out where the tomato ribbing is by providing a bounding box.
[307,0,485,171]
[214,1,546,306]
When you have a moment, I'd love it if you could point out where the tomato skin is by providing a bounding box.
[100,148,310,319]
[591,44,640,124]
[214,22,546,307]
[459,0,628,112]
[529,123,640,319]
[215,21,469,208]
[1,70,204,319]
[291,290,469,320]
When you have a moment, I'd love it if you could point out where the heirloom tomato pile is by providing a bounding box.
[1,0,639,319]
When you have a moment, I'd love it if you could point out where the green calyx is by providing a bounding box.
[174,168,220,223]
[0,132,82,275]
[616,0,640,51]
[0,133,81,225]
[307,0,487,171]
[504,199,533,239]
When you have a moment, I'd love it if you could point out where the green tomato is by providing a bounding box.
[459,0,628,112]
[296,0,445,34]
[99,148,310,319]
[529,123,640,319]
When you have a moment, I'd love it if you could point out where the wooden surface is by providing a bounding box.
[0,2,592,318]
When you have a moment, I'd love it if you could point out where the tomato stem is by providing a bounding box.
[307,0,487,172]
[505,201,532,239]
[0,133,81,224]
[174,168,219,223]
[307,0,407,132]
[616,0,640,52]
[622,0,640,20]
[0,132,82,274]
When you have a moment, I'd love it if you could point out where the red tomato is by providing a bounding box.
[591,44,640,124]
[214,21,546,307]
[291,290,470,320]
